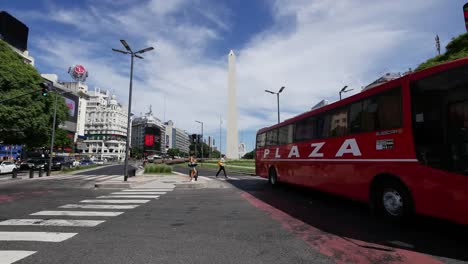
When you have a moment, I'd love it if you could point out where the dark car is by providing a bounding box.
[80,159,94,166]
[19,159,35,170]
[30,159,48,170]
[51,156,74,170]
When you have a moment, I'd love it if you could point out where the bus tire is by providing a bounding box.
[268,167,278,186]
[371,177,414,222]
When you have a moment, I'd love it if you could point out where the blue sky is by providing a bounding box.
[2,0,467,154]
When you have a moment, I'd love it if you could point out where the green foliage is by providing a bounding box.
[0,40,69,148]
[131,146,143,159]
[166,148,180,158]
[54,128,73,150]
[144,164,172,174]
[189,142,211,158]
[242,149,255,159]
[416,33,468,71]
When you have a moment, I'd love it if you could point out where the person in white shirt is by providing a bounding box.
[215,155,227,178]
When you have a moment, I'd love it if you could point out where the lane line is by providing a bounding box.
[97,195,160,199]
[0,219,104,227]
[0,250,36,264]
[80,199,150,204]
[31,211,124,217]
[111,192,166,195]
[199,176,212,181]
[0,232,77,242]
[59,204,140,209]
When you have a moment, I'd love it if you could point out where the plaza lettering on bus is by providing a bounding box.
[262,138,362,159]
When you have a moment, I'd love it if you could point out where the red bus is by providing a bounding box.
[256,58,468,224]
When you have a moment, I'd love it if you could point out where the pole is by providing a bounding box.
[277,93,280,124]
[48,92,58,174]
[123,54,134,182]
[201,122,203,163]
[220,116,222,156]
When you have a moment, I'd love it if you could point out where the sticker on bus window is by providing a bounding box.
[376,139,394,150]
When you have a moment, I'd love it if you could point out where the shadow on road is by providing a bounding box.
[223,174,468,262]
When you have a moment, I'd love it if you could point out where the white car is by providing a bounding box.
[0,161,17,174]
[94,159,104,165]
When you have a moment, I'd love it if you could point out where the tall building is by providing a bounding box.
[41,74,89,144]
[0,11,34,65]
[164,120,190,154]
[227,50,239,159]
[83,89,127,161]
[132,107,166,156]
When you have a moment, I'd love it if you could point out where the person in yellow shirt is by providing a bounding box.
[215,154,227,178]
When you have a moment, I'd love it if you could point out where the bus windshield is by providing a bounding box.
[411,64,468,174]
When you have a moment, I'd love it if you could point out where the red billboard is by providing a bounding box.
[145,134,155,146]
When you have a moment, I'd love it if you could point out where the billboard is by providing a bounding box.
[0,11,28,51]
[63,93,79,123]
[144,126,161,152]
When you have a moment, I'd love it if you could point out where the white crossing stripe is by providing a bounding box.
[111,192,166,195]
[80,199,150,204]
[0,231,77,242]
[97,195,160,199]
[31,211,124,217]
[0,219,105,227]
[0,250,36,264]
[122,189,173,192]
[60,204,140,209]
[199,176,212,181]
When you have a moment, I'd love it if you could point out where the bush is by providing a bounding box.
[144,164,172,174]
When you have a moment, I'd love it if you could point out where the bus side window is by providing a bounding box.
[266,129,278,146]
[279,124,294,145]
[329,109,348,137]
[256,133,266,148]
[349,102,363,133]
[294,117,314,142]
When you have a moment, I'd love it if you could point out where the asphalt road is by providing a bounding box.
[0,164,466,263]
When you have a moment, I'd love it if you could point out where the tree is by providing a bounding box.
[416,33,468,71]
[242,149,255,159]
[0,40,69,148]
[189,143,211,158]
[54,128,72,151]
[167,148,180,158]
[131,146,143,159]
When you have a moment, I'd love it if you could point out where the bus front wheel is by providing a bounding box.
[268,168,278,186]
[372,178,414,222]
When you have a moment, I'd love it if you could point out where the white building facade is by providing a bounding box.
[164,120,190,154]
[83,89,127,161]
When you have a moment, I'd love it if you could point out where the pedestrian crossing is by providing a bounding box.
[0,185,175,263]
[29,173,123,182]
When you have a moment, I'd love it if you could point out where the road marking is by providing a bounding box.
[31,211,124,217]
[122,189,173,192]
[59,204,140,209]
[0,250,36,264]
[97,195,160,199]
[199,176,212,181]
[0,232,77,242]
[80,199,150,204]
[111,192,166,195]
[0,219,105,227]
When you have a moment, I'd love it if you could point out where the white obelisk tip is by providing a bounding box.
[226,50,239,159]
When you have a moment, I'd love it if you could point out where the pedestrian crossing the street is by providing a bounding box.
[0,185,175,263]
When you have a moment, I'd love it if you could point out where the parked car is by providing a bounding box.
[80,159,94,166]
[0,161,17,174]
[19,159,35,170]
[51,157,74,170]
[93,159,104,165]
[30,159,48,170]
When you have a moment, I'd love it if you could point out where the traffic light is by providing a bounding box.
[39,82,49,97]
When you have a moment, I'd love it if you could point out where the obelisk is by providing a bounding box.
[226,50,239,159]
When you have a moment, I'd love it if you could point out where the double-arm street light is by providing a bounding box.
[339,85,353,100]
[112,40,154,181]
[265,86,285,124]
[195,120,203,163]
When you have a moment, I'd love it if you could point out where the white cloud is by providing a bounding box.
[29,0,458,151]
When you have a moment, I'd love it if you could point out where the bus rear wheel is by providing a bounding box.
[372,178,413,222]
[268,168,278,186]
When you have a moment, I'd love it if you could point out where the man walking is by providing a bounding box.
[215,154,227,178]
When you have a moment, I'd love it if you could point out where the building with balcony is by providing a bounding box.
[83,89,127,161]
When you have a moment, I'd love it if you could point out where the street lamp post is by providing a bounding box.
[265,86,285,124]
[112,40,154,181]
[47,89,74,176]
[339,85,353,100]
[195,120,203,164]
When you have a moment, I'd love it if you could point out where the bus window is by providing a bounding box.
[378,88,402,129]
[279,124,294,145]
[349,102,363,133]
[316,115,330,139]
[329,109,348,137]
[256,133,266,148]
[266,129,278,146]
[294,117,314,142]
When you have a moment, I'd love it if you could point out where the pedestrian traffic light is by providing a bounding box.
[39,82,49,97]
